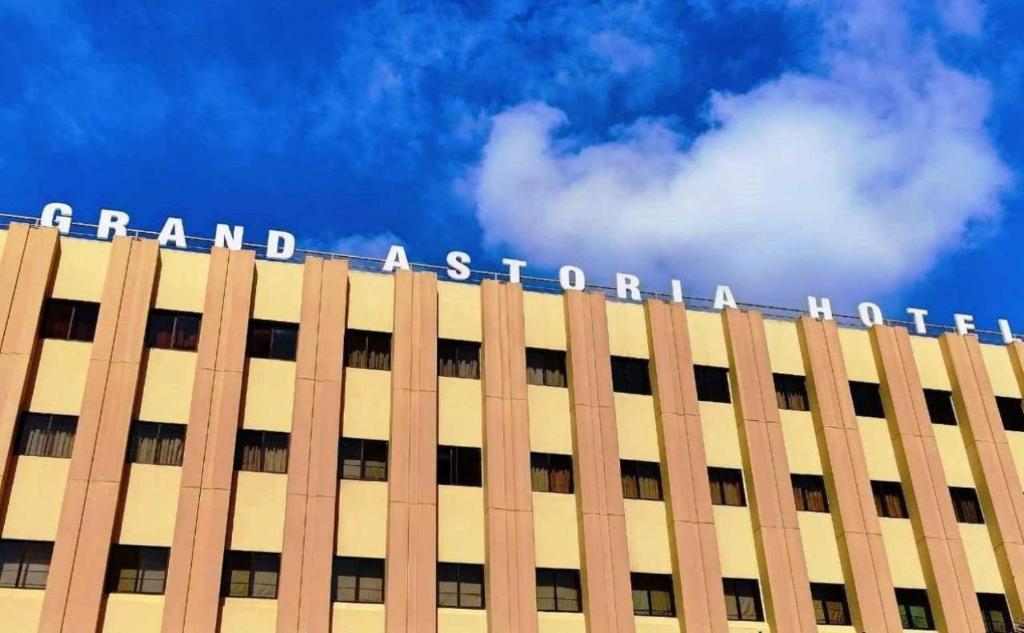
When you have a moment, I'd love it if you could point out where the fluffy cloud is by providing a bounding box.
[471,1,1011,306]
[303,231,404,259]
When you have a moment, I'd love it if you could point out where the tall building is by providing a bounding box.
[0,222,1022,633]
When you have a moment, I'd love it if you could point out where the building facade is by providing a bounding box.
[0,222,1023,633]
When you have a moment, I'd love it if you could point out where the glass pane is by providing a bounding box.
[146,312,177,349]
[336,573,357,602]
[17,415,51,456]
[130,423,159,464]
[116,568,140,593]
[228,568,251,597]
[248,324,272,358]
[650,588,673,616]
[69,303,99,342]
[252,568,278,599]
[173,314,202,351]
[363,441,388,481]
[49,417,76,458]
[270,326,298,361]
[632,587,651,615]
[43,302,74,339]
[359,575,384,603]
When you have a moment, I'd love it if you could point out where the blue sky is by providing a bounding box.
[2,0,1023,329]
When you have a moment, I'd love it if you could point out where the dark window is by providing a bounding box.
[15,413,76,459]
[145,310,201,351]
[978,593,1011,633]
[344,329,392,371]
[40,299,99,342]
[105,545,169,594]
[950,487,985,524]
[247,320,298,361]
[996,396,1024,432]
[334,556,384,604]
[872,480,909,519]
[127,422,186,466]
[611,356,652,395]
[695,365,731,403]
[708,467,746,507]
[438,339,481,379]
[526,348,567,388]
[774,374,810,411]
[924,389,957,425]
[850,381,885,418]
[530,453,574,494]
[811,583,851,625]
[621,460,663,501]
[437,445,482,487]
[235,430,289,474]
[340,438,388,482]
[0,539,52,589]
[437,562,484,609]
[792,474,830,513]
[221,551,280,599]
[631,572,675,617]
[723,578,764,622]
[896,588,935,630]
[536,568,581,613]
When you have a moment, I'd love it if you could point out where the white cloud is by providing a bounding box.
[303,231,404,259]
[470,1,1011,306]
[938,0,985,37]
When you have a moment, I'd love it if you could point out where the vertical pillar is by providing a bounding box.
[277,258,348,633]
[722,309,816,633]
[944,334,1024,620]
[385,270,438,633]
[564,291,635,633]
[481,280,537,633]
[870,325,986,632]
[39,237,159,633]
[797,317,903,632]
[162,248,255,633]
[644,299,728,633]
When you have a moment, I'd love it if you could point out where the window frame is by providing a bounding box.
[872,480,910,519]
[339,438,389,482]
[620,459,664,501]
[722,577,764,622]
[923,388,958,426]
[105,545,170,595]
[773,373,810,411]
[630,572,676,617]
[0,539,53,589]
[437,445,482,487]
[438,338,481,379]
[610,356,652,395]
[525,347,567,388]
[437,562,485,609]
[977,593,1011,633]
[850,381,886,418]
[15,412,77,459]
[996,396,1024,432]
[246,319,299,361]
[694,365,731,403]
[234,429,290,474]
[343,329,392,371]
[810,582,851,626]
[333,556,385,604]
[895,587,935,630]
[791,473,830,513]
[530,452,574,494]
[950,486,985,524]
[708,467,746,507]
[126,421,186,466]
[221,551,280,599]
[145,309,202,351]
[40,298,100,342]
[536,567,582,613]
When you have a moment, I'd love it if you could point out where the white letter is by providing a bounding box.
[383,245,410,272]
[999,319,1016,344]
[559,265,585,291]
[906,308,929,335]
[215,224,244,250]
[857,302,884,327]
[616,273,640,301]
[266,230,295,261]
[97,209,129,239]
[954,313,976,336]
[713,285,737,310]
[41,202,72,234]
[670,279,684,303]
[446,251,471,281]
[502,258,526,284]
[157,217,187,248]
[807,296,833,321]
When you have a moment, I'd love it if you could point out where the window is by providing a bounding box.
[339,438,388,481]
[996,396,1024,432]
[344,329,392,370]
[895,588,935,630]
[850,381,885,418]
[437,562,484,609]
[530,452,573,494]
[127,422,185,466]
[40,299,99,342]
[15,413,76,459]
[438,339,481,379]
[872,480,909,519]
[437,445,482,487]
[978,593,1011,633]
[695,365,731,403]
[723,578,764,622]
[105,546,169,594]
[611,356,652,395]
[526,348,567,388]
[774,373,809,411]
[708,467,746,507]
[145,310,201,351]
[0,539,52,589]
[621,460,663,501]
[811,583,851,625]
[235,430,289,474]
[791,474,830,513]
[536,568,581,613]
[924,389,957,425]
[334,556,384,604]
[221,551,280,599]
[950,487,984,524]
[247,320,298,361]
[631,572,675,617]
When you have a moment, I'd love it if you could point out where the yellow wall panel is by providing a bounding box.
[606,300,649,359]
[837,327,879,382]
[2,457,68,540]
[858,417,901,480]
[880,519,927,588]
[333,603,385,632]
[624,500,673,573]
[961,524,1005,593]
[780,410,822,475]
[538,612,587,633]
[532,493,581,568]
[712,506,760,578]
[980,342,1021,397]
[438,486,485,564]
[101,594,163,633]
[727,623,774,633]
[342,368,391,440]
[686,310,729,367]
[252,259,302,322]
[153,249,209,312]
[229,472,286,552]
[700,403,743,468]
[933,425,975,487]
[797,513,844,583]
[0,588,43,632]
[337,481,388,557]
[763,318,805,375]
[527,386,573,454]
[523,291,566,351]
[117,464,181,546]
[615,394,660,461]
[909,335,951,390]
[635,617,683,632]
[347,271,394,332]
[437,608,488,633]
[1008,434,1024,485]
[51,237,109,301]
[439,281,482,341]
[28,340,90,415]
[220,598,277,633]
[438,377,483,447]
[137,350,196,423]
[0,229,7,260]
[242,359,296,431]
